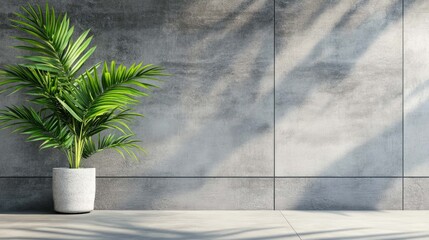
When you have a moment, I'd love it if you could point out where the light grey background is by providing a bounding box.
[0,0,427,211]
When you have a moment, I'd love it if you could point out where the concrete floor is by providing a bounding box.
[1,211,429,240]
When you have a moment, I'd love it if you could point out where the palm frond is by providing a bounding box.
[11,3,96,79]
[83,134,144,159]
[0,65,76,128]
[0,65,59,95]
[84,109,143,137]
[60,61,165,122]
[0,106,73,150]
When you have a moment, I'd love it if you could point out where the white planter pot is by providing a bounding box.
[52,168,96,213]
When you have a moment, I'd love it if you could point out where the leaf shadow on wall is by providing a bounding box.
[275,0,419,210]
[108,0,418,210]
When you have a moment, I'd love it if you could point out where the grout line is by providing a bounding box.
[275,176,403,178]
[401,0,405,210]
[273,0,276,211]
[279,211,302,240]
[0,176,273,179]
[0,176,53,178]
[0,176,418,179]
[403,176,429,178]
[97,176,273,179]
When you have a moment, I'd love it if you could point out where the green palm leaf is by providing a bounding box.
[64,61,165,121]
[11,3,96,79]
[83,134,144,160]
[0,65,59,95]
[0,106,73,151]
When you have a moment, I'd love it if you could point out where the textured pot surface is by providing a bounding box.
[52,168,96,213]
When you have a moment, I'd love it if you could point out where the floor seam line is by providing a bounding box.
[279,211,302,240]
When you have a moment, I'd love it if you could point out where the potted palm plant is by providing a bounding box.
[0,4,166,213]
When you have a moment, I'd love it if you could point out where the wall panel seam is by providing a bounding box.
[273,0,276,211]
[401,0,405,211]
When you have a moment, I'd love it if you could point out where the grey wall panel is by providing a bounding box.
[404,0,429,176]
[404,178,429,209]
[0,0,275,177]
[275,178,402,210]
[403,0,429,210]
[0,177,273,211]
[275,0,403,176]
[0,135,64,177]
[96,178,273,210]
[0,178,52,211]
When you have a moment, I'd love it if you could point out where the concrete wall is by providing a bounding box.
[0,0,427,211]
